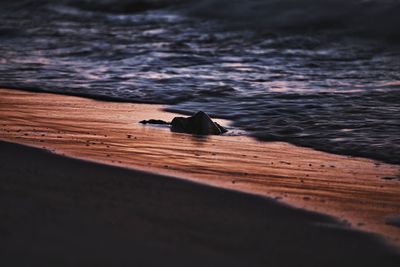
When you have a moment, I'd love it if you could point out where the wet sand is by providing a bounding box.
[0,88,400,249]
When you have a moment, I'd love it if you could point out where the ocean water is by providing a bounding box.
[0,0,399,163]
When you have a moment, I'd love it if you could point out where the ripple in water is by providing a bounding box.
[0,0,399,164]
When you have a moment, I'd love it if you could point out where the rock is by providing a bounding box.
[139,111,227,135]
[385,216,400,228]
[171,111,227,135]
[139,119,169,125]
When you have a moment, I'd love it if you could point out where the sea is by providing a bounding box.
[0,0,399,164]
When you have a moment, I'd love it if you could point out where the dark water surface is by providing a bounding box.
[0,0,399,163]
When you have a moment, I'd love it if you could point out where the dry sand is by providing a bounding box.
[0,88,400,259]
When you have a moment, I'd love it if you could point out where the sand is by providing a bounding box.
[0,88,400,255]
[1,141,400,266]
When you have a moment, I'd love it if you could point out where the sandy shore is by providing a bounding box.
[1,141,400,266]
[0,88,399,251]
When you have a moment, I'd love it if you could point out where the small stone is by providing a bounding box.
[139,111,227,135]
[385,216,400,228]
[171,111,227,135]
[140,119,169,125]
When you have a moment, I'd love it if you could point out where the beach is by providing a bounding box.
[1,0,400,265]
[1,88,400,265]
[1,135,400,266]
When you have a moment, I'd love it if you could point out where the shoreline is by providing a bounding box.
[1,87,400,248]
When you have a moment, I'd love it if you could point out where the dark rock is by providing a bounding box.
[139,111,227,135]
[171,111,227,135]
[385,216,400,228]
[139,119,169,125]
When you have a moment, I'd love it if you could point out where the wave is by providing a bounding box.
[184,0,400,40]
[67,0,185,14]
[8,0,400,39]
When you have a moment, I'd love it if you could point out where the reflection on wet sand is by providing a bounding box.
[1,88,399,246]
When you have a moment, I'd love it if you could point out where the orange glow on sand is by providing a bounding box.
[1,88,400,246]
